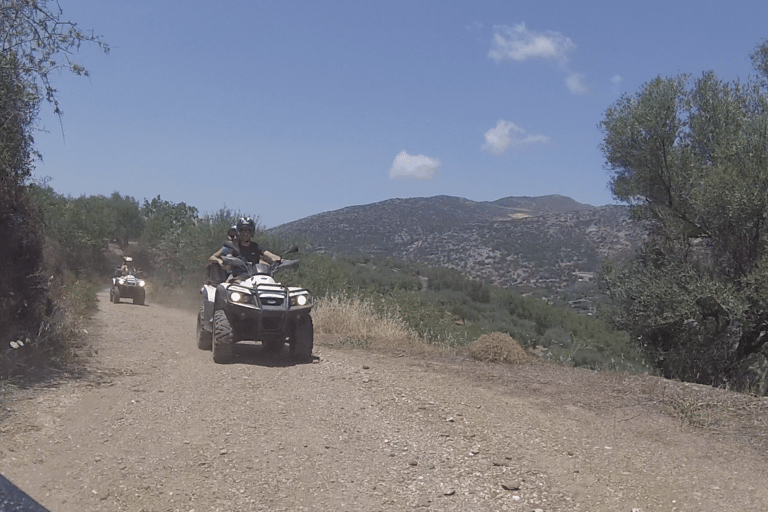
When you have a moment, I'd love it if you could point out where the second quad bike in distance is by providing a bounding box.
[110,257,146,305]
[197,243,314,363]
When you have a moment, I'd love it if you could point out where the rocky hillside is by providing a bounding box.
[269,195,645,289]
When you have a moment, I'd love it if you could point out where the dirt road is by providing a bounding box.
[2,291,768,511]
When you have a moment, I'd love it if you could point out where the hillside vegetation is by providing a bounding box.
[276,250,649,372]
[269,196,645,291]
[597,41,768,394]
[6,183,768,397]
[4,0,768,399]
[1,185,652,382]
[1,1,108,382]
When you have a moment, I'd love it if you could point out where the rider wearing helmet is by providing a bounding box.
[218,225,238,258]
[120,256,135,276]
[226,225,238,242]
[208,217,281,271]
[233,217,281,265]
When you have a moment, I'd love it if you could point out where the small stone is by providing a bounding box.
[446,417,455,422]
[443,489,456,496]
[409,460,418,466]
[362,365,370,369]
[92,488,109,501]
[501,480,521,491]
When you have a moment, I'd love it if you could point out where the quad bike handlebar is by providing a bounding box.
[220,244,300,278]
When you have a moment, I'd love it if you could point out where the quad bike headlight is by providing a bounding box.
[289,293,312,307]
[118,278,125,285]
[227,288,255,305]
[139,280,145,287]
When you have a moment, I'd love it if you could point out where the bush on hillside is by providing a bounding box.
[468,333,529,365]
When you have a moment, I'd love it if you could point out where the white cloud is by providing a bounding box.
[389,150,440,180]
[566,72,588,95]
[482,120,549,155]
[466,20,483,33]
[489,23,588,96]
[488,23,575,63]
[610,74,623,94]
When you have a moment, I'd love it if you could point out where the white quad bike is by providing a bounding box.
[196,244,314,363]
[110,267,146,305]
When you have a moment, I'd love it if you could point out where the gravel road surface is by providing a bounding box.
[2,290,768,511]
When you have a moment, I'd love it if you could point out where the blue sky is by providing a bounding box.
[34,0,768,228]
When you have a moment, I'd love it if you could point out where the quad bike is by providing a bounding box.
[110,268,146,305]
[197,244,313,363]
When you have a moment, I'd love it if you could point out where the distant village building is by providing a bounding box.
[413,269,429,291]
[573,271,594,282]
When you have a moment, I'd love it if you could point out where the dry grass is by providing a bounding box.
[312,295,533,365]
[312,296,768,448]
[312,294,432,354]
[466,332,530,365]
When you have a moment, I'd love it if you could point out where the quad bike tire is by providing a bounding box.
[111,286,120,304]
[134,289,146,306]
[290,315,314,362]
[196,306,212,351]
[212,309,234,363]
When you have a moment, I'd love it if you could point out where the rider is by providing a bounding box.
[218,225,238,258]
[226,224,238,242]
[209,217,281,272]
[120,256,135,276]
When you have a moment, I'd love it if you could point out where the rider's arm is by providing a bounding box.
[261,250,281,264]
[209,248,229,270]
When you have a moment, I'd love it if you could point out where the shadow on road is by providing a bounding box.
[209,341,318,368]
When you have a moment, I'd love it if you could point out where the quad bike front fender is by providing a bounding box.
[200,284,217,332]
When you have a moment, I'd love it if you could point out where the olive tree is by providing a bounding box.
[598,41,768,392]
[1,0,109,193]
[1,0,109,114]
[1,0,107,379]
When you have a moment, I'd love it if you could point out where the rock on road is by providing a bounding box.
[1,290,768,511]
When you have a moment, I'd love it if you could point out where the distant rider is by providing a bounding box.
[120,256,136,276]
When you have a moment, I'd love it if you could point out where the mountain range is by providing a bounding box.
[269,194,645,290]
